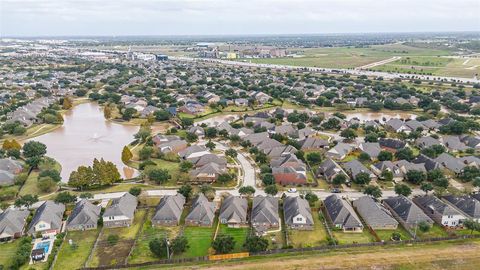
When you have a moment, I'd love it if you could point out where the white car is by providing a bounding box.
[287,188,297,193]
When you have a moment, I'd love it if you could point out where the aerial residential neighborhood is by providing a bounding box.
[1,1,480,269]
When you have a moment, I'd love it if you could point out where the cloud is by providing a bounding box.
[1,0,479,36]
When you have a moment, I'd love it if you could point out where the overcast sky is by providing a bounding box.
[1,0,479,37]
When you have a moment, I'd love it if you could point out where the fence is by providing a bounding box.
[80,234,480,270]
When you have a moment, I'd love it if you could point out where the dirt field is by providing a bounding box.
[153,240,480,270]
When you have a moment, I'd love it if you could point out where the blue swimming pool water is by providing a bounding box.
[35,241,50,253]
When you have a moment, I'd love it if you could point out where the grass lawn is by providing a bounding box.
[374,228,411,242]
[288,211,328,248]
[332,230,376,245]
[88,209,147,267]
[53,230,99,270]
[128,211,180,263]
[416,224,449,239]
[180,226,215,257]
[217,224,249,252]
[451,229,480,236]
[19,158,62,197]
[151,158,182,185]
[0,241,20,268]
[266,230,285,250]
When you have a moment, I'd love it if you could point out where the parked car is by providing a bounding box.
[287,188,297,193]
[331,188,342,193]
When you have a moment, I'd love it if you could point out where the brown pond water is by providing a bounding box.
[32,102,139,182]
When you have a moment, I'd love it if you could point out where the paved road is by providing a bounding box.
[172,56,480,84]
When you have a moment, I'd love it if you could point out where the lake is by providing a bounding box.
[344,111,417,122]
[32,102,139,182]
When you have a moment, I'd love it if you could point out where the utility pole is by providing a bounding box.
[165,238,170,259]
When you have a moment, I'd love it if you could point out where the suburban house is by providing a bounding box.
[435,153,466,174]
[185,193,216,227]
[0,208,29,241]
[441,135,469,152]
[323,194,363,232]
[152,135,188,154]
[178,145,210,159]
[28,200,65,236]
[283,196,314,230]
[219,196,248,228]
[415,137,442,149]
[326,143,354,160]
[152,194,185,226]
[379,138,406,152]
[251,196,279,235]
[343,160,377,181]
[189,163,227,183]
[271,153,307,185]
[385,119,411,133]
[359,142,382,159]
[442,195,480,222]
[413,195,464,228]
[317,158,349,182]
[188,126,205,137]
[66,199,101,231]
[299,137,329,151]
[353,196,398,230]
[188,154,227,168]
[382,196,434,230]
[371,161,403,181]
[0,158,23,186]
[264,145,297,158]
[103,193,138,228]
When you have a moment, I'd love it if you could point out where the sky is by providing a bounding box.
[1,0,479,37]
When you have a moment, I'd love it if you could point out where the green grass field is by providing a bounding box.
[217,224,249,252]
[53,230,99,270]
[180,226,215,257]
[416,224,449,239]
[0,240,20,268]
[287,211,329,248]
[374,228,411,241]
[333,230,376,244]
[128,211,180,263]
[19,159,62,197]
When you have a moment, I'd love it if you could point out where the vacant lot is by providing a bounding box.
[288,211,328,248]
[243,44,450,69]
[88,209,147,267]
[54,230,99,270]
[128,211,180,263]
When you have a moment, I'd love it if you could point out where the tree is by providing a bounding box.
[122,108,137,121]
[239,186,255,196]
[306,152,322,164]
[170,236,189,254]
[473,177,480,190]
[363,185,382,199]
[305,192,319,206]
[22,141,47,158]
[139,146,154,160]
[243,235,268,252]
[54,192,77,204]
[39,169,61,182]
[79,192,93,199]
[26,156,42,169]
[92,158,121,185]
[420,182,433,194]
[262,173,275,186]
[395,148,415,161]
[332,174,347,186]
[377,151,393,161]
[147,168,171,184]
[205,140,216,151]
[225,149,237,158]
[149,238,168,258]
[212,234,235,254]
[181,118,194,127]
[122,146,133,163]
[186,132,198,143]
[340,128,357,140]
[103,105,112,119]
[178,184,193,201]
[218,173,234,184]
[14,194,38,209]
[417,221,431,233]
[381,170,393,182]
[154,110,170,121]
[205,127,218,138]
[358,152,371,162]
[264,185,278,196]
[460,166,480,182]
[406,170,426,185]
[135,125,152,143]
[62,97,73,109]
[394,183,412,197]
[69,165,95,190]
[129,187,142,196]
[353,172,371,185]
[179,161,193,172]
[433,177,449,189]
[464,219,480,235]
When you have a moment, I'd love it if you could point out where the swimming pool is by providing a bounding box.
[35,241,51,253]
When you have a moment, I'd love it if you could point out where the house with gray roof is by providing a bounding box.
[28,200,65,236]
[442,195,480,222]
[0,158,23,186]
[152,194,185,226]
[359,142,382,159]
[274,124,297,137]
[188,154,227,168]
[324,194,363,232]
[317,158,349,182]
[264,145,297,158]
[244,132,269,145]
[189,163,227,183]
[413,195,464,228]
[185,193,216,227]
[415,137,442,149]
[103,193,138,228]
[371,161,403,181]
[385,119,411,133]
[412,154,444,171]
[379,138,406,152]
[382,196,433,230]
[188,126,205,137]
[405,120,425,132]
[326,143,354,160]
[441,136,469,152]
[353,196,398,230]
[299,137,329,151]
[420,119,441,130]
[435,153,465,174]
[66,199,101,231]
[283,196,314,230]
[460,135,480,149]
[178,145,210,159]
[256,138,284,152]
[343,160,376,181]
[0,208,29,241]
[251,196,279,235]
[219,196,248,228]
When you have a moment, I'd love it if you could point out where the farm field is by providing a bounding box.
[242,44,451,69]
[54,230,99,270]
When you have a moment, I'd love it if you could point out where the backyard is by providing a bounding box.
[53,230,99,270]
[217,224,249,252]
[287,211,329,248]
[332,230,376,245]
